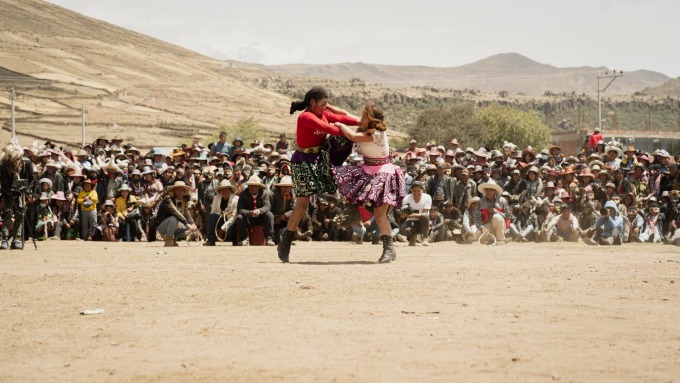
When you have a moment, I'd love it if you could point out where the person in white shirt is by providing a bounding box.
[398,181,432,246]
[545,204,579,242]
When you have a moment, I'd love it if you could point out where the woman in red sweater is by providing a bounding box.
[277,87,359,262]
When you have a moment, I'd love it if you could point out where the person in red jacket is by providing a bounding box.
[277,87,359,262]
[588,128,603,154]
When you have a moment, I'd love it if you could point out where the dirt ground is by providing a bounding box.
[1,240,679,383]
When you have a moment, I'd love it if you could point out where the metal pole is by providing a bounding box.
[597,78,601,132]
[81,104,86,148]
[10,87,16,139]
[596,71,623,132]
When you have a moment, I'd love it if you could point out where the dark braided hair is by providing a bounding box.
[289,86,329,114]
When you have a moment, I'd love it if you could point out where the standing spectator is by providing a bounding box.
[77,179,98,240]
[454,169,476,213]
[210,132,232,157]
[427,164,455,211]
[588,128,603,154]
[275,133,289,154]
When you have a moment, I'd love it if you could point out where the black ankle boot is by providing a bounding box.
[378,235,396,263]
[277,229,295,263]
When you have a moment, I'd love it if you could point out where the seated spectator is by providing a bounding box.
[35,193,54,240]
[156,181,196,247]
[270,176,295,244]
[582,201,623,245]
[204,180,238,246]
[477,179,510,244]
[94,200,119,241]
[462,197,481,242]
[235,175,275,246]
[639,203,664,243]
[545,204,579,242]
[399,181,432,246]
[311,199,332,241]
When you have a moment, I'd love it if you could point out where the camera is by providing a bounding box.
[402,203,414,216]
[12,179,28,191]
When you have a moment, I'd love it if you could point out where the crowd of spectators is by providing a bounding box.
[3,129,679,248]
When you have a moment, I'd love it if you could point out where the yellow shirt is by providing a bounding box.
[115,195,137,219]
[77,189,99,211]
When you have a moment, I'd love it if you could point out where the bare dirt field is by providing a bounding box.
[1,240,679,382]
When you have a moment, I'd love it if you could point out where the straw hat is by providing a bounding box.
[274,175,294,187]
[118,183,132,192]
[477,179,503,195]
[215,179,237,193]
[468,196,481,208]
[605,145,623,158]
[578,169,595,179]
[167,181,191,193]
[245,175,265,187]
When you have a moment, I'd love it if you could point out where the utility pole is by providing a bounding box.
[10,87,16,139]
[597,71,623,131]
[81,104,86,148]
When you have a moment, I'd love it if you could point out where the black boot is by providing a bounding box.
[378,235,396,263]
[277,229,295,263]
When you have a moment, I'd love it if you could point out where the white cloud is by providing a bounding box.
[234,43,307,65]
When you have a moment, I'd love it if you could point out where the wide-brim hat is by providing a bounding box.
[245,175,265,187]
[119,183,132,192]
[605,146,623,158]
[167,181,191,193]
[477,179,503,195]
[578,169,594,178]
[51,191,67,201]
[274,175,294,187]
[232,149,251,159]
[81,179,93,186]
[215,180,238,193]
[468,196,481,208]
[588,160,604,169]
[549,145,562,156]
[38,177,53,189]
[232,137,244,146]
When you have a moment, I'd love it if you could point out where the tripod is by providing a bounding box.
[12,187,38,250]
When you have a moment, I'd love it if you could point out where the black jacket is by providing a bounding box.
[237,188,272,216]
[156,194,194,226]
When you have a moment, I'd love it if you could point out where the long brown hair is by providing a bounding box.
[358,102,387,135]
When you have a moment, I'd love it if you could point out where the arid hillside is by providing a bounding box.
[0,0,295,148]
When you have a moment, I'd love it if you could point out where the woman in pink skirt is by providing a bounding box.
[333,102,406,263]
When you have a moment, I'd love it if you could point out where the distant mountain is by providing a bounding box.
[270,53,670,96]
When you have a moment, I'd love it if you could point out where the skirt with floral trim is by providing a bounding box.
[333,162,406,208]
[290,149,338,197]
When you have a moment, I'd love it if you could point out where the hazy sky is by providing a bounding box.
[46,0,680,77]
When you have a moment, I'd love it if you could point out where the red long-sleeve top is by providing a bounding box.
[296,110,357,148]
[588,132,603,149]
